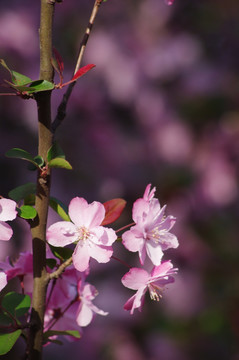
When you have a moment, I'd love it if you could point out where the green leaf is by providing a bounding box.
[0,59,12,75]
[27,155,45,171]
[47,142,65,162]
[8,182,36,202]
[1,292,31,318]
[0,330,21,355]
[49,245,73,262]
[0,311,14,327]
[5,148,41,168]
[24,194,36,206]
[0,59,32,86]
[44,329,81,340]
[6,80,54,94]
[25,80,54,94]
[45,338,63,345]
[48,158,72,170]
[46,258,57,269]
[11,71,32,86]
[49,197,70,221]
[6,148,34,162]
[18,205,37,219]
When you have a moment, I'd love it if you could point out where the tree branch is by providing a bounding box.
[51,0,103,133]
[28,1,55,359]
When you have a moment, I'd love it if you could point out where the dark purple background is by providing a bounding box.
[1,0,239,359]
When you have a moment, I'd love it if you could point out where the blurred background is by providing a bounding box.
[1,0,239,359]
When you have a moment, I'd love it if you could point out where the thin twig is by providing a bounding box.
[48,257,72,280]
[51,0,104,133]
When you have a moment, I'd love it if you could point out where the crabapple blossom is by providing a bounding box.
[121,261,177,314]
[122,184,178,266]
[0,198,17,241]
[46,197,117,272]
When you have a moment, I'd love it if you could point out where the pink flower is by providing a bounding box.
[121,261,177,314]
[0,198,17,241]
[46,197,117,272]
[122,185,178,266]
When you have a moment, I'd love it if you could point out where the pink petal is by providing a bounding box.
[124,287,147,314]
[46,221,78,246]
[0,221,13,241]
[91,227,117,246]
[72,243,90,272]
[69,197,105,228]
[122,227,144,252]
[150,260,174,278]
[0,199,17,221]
[138,244,146,265]
[160,232,179,251]
[121,268,149,290]
[146,241,164,266]
[88,243,113,264]
[132,199,149,224]
[0,272,7,291]
[76,302,93,327]
[143,184,156,201]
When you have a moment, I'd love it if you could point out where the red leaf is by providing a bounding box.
[71,64,95,82]
[101,198,126,226]
[53,48,64,75]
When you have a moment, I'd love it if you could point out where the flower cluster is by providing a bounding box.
[121,184,178,313]
[0,185,178,340]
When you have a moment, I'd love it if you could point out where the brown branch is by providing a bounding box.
[48,257,73,280]
[28,1,55,359]
[51,0,104,133]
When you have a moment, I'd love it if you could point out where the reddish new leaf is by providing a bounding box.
[71,64,95,82]
[101,198,126,226]
[53,48,64,75]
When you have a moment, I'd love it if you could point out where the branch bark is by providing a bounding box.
[28,1,55,359]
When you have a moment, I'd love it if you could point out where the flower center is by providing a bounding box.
[148,283,163,302]
[77,226,91,242]
[147,226,164,244]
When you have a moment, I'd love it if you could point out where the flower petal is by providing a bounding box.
[143,184,156,201]
[88,244,113,264]
[72,242,90,272]
[0,199,17,221]
[69,197,105,228]
[121,267,149,290]
[76,302,93,327]
[0,272,7,291]
[91,227,117,246]
[146,241,164,266]
[0,221,13,241]
[46,221,78,246]
[122,227,144,252]
[124,286,147,314]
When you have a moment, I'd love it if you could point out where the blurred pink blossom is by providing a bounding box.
[0,198,17,241]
